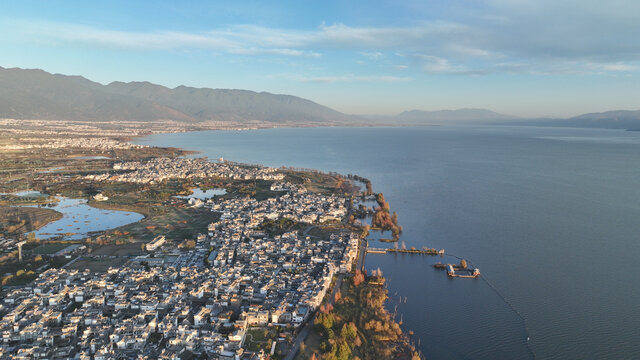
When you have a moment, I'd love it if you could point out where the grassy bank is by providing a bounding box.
[0,207,63,236]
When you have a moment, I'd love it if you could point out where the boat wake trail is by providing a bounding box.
[446,254,536,359]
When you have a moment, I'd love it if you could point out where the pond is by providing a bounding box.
[70,156,111,160]
[0,190,47,197]
[174,188,226,200]
[27,197,144,240]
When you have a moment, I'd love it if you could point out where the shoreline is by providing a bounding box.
[0,126,421,359]
[132,132,422,359]
[126,132,422,359]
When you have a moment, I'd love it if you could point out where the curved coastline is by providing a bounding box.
[135,127,546,359]
[132,130,422,359]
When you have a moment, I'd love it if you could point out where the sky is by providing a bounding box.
[1,0,639,118]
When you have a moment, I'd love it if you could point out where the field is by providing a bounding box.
[108,207,220,244]
[91,242,144,257]
[29,243,70,255]
[65,257,129,272]
[0,207,63,235]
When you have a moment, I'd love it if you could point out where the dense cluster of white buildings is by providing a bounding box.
[0,180,359,359]
[212,183,347,226]
[84,158,285,184]
[0,137,146,151]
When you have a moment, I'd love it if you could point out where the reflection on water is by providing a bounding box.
[27,197,144,240]
[1,190,47,197]
[137,126,640,359]
[71,156,111,160]
[174,188,226,199]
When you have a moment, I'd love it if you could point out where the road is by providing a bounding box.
[284,321,312,360]
[356,239,366,272]
[286,214,362,360]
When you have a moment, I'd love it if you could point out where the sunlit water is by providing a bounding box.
[28,197,144,240]
[138,126,640,359]
[174,188,227,199]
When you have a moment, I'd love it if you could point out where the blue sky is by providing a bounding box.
[1,0,639,117]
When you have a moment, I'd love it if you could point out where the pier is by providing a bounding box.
[366,247,445,255]
[365,245,479,278]
[366,247,388,254]
[435,262,480,279]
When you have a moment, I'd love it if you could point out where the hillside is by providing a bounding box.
[510,110,640,130]
[562,110,640,129]
[0,67,356,124]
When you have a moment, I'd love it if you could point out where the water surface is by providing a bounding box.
[174,188,226,199]
[28,197,144,240]
[138,126,640,359]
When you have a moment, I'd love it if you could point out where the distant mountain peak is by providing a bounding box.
[570,109,640,120]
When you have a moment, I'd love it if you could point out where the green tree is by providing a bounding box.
[336,341,351,360]
[340,322,357,340]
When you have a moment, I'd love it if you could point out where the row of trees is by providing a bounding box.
[344,174,373,196]
[2,269,36,286]
[308,269,420,360]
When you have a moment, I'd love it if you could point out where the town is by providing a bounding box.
[103,157,286,183]
[0,137,147,151]
[0,163,360,359]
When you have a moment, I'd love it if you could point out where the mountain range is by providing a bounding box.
[514,110,640,130]
[0,66,356,124]
[1,66,639,130]
[387,108,517,123]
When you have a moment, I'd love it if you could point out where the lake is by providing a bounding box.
[138,126,640,359]
[28,197,144,241]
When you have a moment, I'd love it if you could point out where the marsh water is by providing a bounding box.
[139,126,640,359]
[28,197,144,240]
[174,188,227,199]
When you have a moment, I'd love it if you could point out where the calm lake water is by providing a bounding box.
[139,126,640,359]
[28,197,144,240]
[174,188,227,199]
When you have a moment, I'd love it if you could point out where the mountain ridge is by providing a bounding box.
[508,109,640,130]
[2,66,640,130]
[394,108,517,123]
[0,66,356,124]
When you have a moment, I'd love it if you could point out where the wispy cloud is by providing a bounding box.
[5,1,640,77]
[587,62,636,72]
[297,75,412,83]
[360,51,385,60]
[413,55,465,74]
